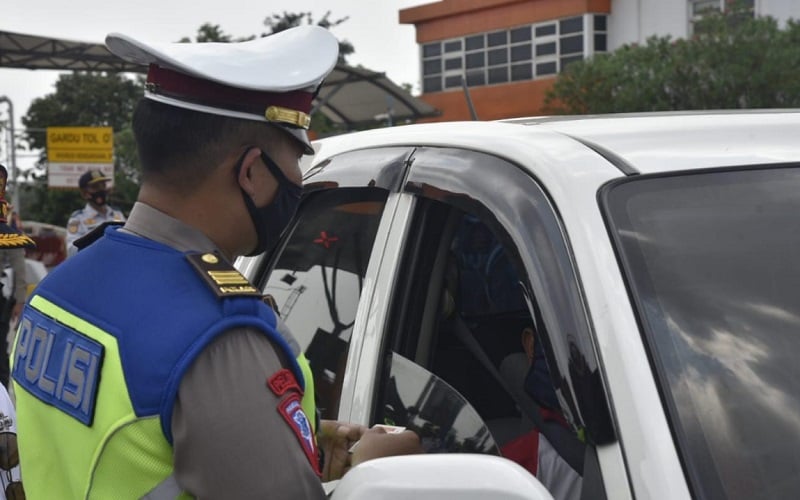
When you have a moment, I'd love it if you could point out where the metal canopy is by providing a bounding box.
[0,29,438,128]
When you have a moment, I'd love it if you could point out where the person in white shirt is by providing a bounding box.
[64,170,126,257]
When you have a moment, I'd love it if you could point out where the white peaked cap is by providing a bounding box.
[105,25,340,154]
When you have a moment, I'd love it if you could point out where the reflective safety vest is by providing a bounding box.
[11,227,317,499]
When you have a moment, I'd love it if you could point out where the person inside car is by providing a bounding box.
[500,323,583,500]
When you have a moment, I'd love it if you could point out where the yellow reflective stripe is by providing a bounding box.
[22,295,137,495]
[297,352,317,433]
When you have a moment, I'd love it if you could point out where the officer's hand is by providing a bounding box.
[350,426,423,468]
[318,420,365,481]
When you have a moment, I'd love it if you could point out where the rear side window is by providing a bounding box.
[263,188,388,419]
[603,165,800,499]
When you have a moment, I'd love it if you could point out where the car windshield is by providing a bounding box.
[602,165,800,500]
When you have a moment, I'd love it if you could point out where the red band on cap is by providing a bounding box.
[146,65,314,118]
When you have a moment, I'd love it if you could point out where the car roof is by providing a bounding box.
[309,109,800,176]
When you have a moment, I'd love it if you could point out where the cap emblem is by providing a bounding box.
[265,106,311,130]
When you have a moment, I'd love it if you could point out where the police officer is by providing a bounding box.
[11,25,420,499]
[0,163,34,391]
[64,169,126,257]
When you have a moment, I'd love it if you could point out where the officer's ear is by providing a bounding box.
[236,147,263,198]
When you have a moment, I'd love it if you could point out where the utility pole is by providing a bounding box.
[0,96,19,210]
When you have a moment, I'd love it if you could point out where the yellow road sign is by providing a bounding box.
[46,127,114,161]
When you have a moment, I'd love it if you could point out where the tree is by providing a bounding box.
[544,2,800,114]
[262,11,354,62]
[178,23,232,43]
[19,73,143,225]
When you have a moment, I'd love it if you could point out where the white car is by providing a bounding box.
[238,110,800,499]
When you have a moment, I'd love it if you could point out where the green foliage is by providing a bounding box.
[185,23,231,43]
[544,2,800,114]
[19,73,144,225]
[262,11,354,62]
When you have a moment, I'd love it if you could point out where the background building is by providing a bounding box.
[400,0,800,121]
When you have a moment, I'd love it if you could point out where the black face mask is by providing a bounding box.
[236,149,303,257]
[87,190,108,206]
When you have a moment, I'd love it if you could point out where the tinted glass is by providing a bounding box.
[594,15,607,31]
[466,71,485,87]
[536,61,557,75]
[536,42,557,56]
[466,52,485,69]
[560,34,584,55]
[423,76,442,93]
[535,24,556,37]
[423,42,441,57]
[604,166,800,499]
[488,48,508,66]
[378,353,500,455]
[445,75,463,88]
[487,31,507,47]
[595,34,607,52]
[445,57,463,70]
[510,44,532,62]
[264,189,388,419]
[423,59,442,75]
[488,67,508,84]
[466,34,485,51]
[511,63,533,81]
[510,26,532,43]
[444,40,462,52]
[560,16,583,34]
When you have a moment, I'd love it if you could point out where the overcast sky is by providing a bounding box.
[0,0,430,167]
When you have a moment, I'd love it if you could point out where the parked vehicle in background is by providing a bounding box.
[237,110,800,499]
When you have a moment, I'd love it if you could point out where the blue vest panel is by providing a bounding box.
[26,227,303,443]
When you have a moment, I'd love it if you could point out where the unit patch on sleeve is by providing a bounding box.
[267,368,302,397]
[12,308,104,426]
[278,393,320,475]
[186,252,262,297]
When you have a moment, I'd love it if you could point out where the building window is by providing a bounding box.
[422,42,441,58]
[559,35,583,55]
[420,14,605,92]
[594,14,607,52]
[445,57,462,70]
[689,0,755,35]
[488,66,509,84]
[444,40,462,52]
[465,34,485,51]
[510,26,532,43]
[487,30,508,47]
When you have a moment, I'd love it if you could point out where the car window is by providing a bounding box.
[376,202,556,449]
[603,165,800,500]
[382,352,500,455]
[263,188,388,419]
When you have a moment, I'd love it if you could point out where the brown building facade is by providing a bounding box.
[400,0,611,121]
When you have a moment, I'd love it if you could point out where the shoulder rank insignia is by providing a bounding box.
[186,252,261,298]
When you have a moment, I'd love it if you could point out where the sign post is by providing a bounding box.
[46,127,114,189]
